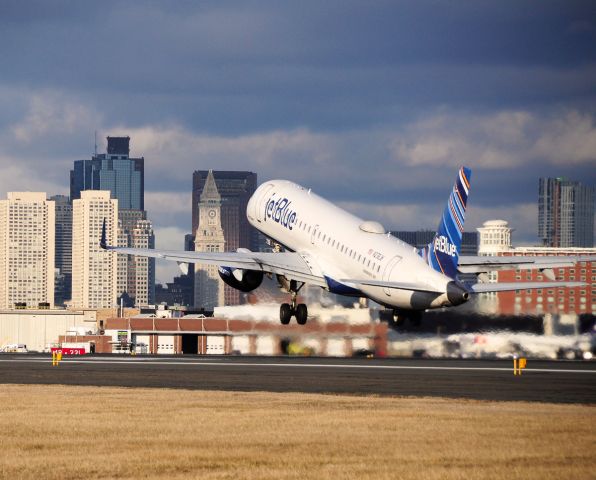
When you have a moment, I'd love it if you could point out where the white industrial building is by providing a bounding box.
[0,309,96,352]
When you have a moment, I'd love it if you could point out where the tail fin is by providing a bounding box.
[420,167,472,279]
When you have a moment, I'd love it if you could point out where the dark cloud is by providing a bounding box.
[1,1,595,132]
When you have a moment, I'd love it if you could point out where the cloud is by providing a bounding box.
[144,191,192,231]
[390,109,596,169]
[532,110,596,164]
[10,92,97,143]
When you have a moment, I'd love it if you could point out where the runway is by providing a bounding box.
[1,354,594,404]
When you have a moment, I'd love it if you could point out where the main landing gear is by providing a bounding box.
[391,309,422,328]
[280,280,308,325]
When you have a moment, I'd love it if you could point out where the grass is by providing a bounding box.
[0,385,594,480]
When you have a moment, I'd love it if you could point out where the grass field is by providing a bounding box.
[0,385,594,480]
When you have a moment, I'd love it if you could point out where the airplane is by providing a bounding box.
[100,167,587,326]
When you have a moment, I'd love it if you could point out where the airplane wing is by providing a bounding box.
[100,223,327,288]
[457,255,594,277]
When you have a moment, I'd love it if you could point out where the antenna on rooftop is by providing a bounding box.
[94,130,97,156]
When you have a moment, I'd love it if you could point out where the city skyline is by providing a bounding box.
[0,139,593,285]
[0,2,594,284]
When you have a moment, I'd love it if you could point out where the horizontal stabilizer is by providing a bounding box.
[470,281,586,293]
[340,279,444,294]
[457,255,594,274]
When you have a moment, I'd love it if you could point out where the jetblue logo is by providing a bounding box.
[265,195,297,230]
[434,235,457,257]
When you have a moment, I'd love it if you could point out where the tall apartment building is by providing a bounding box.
[194,171,226,309]
[539,177,594,248]
[192,170,258,305]
[71,191,118,309]
[0,193,55,309]
[49,195,72,305]
[118,210,155,306]
[70,136,154,306]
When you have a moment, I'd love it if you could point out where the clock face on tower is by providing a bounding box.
[208,209,216,218]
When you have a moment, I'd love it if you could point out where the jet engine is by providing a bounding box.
[218,266,263,292]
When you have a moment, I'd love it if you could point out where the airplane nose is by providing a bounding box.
[446,281,470,306]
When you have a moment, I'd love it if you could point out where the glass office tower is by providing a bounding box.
[70,136,144,210]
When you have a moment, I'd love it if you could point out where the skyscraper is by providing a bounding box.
[192,170,258,305]
[70,136,144,210]
[70,136,155,306]
[539,178,594,248]
[0,193,55,309]
[71,191,118,309]
[50,195,72,306]
[194,171,226,309]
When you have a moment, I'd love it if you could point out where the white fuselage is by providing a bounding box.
[246,180,455,310]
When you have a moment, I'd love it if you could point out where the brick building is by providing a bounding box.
[497,248,594,316]
[87,315,388,356]
[476,220,595,316]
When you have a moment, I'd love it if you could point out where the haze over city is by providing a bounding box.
[0,1,595,283]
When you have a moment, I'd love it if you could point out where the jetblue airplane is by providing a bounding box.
[101,167,585,325]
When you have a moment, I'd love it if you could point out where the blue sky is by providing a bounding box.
[0,1,594,282]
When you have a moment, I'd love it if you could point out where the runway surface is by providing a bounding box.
[0,354,594,404]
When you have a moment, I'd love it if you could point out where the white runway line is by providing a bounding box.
[0,358,595,374]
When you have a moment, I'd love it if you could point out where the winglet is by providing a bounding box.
[100,218,107,249]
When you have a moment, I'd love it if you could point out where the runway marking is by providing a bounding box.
[0,358,594,374]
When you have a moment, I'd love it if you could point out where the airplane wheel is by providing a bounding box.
[295,304,308,325]
[280,303,293,325]
[391,311,406,327]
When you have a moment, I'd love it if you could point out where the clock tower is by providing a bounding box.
[194,170,226,309]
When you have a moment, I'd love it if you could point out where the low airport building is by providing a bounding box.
[58,313,388,356]
[110,315,386,356]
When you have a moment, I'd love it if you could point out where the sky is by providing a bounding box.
[0,0,595,283]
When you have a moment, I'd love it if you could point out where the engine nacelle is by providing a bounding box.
[218,266,263,293]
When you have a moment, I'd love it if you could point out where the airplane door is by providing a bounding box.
[253,184,274,223]
[311,224,319,245]
[382,255,402,296]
